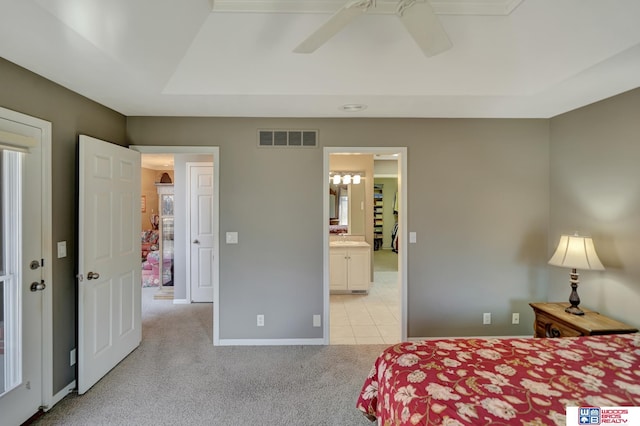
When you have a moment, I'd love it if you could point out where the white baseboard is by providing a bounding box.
[173,299,190,304]
[218,338,325,346]
[47,380,76,411]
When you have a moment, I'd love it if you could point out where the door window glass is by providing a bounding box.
[0,151,4,275]
[1,149,22,397]
[1,281,5,394]
[161,194,173,216]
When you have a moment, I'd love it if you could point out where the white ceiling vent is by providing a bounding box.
[258,130,318,148]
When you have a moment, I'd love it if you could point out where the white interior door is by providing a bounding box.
[189,163,214,302]
[0,115,44,424]
[78,135,141,394]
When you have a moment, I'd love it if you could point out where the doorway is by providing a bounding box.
[140,154,175,300]
[131,146,220,342]
[324,147,407,345]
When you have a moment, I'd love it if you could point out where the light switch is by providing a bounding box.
[409,232,417,243]
[57,241,67,258]
[226,232,238,244]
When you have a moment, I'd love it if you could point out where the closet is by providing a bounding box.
[373,183,383,250]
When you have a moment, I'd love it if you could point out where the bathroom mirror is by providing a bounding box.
[329,182,365,234]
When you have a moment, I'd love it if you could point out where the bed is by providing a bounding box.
[357,333,640,425]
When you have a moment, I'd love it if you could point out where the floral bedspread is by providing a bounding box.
[357,334,640,425]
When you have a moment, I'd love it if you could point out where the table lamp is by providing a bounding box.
[548,234,604,315]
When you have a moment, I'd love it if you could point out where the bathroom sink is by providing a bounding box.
[330,240,369,247]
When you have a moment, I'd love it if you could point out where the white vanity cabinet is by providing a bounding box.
[330,242,371,293]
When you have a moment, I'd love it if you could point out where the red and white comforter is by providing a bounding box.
[357,334,640,425]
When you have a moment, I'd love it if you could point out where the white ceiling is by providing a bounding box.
[1,0,639,118]
[141,154,174,170]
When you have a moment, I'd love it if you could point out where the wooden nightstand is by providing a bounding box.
[529,302,638,338]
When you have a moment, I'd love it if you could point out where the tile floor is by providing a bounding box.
[330,250,400,345]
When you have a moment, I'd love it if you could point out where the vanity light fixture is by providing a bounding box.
[330,171,365,185]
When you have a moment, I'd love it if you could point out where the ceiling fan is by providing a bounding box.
[293,0,452,57]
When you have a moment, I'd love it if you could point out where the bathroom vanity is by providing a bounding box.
[329,241,371,293]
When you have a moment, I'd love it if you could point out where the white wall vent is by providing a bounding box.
[258,130,318,148]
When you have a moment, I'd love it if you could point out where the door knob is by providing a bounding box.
[193,239,200,244]
[30,281,46,292]
[87,271,100,280]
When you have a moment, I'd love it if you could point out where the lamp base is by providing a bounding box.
[564,305,584,315]
[565,269,585,315]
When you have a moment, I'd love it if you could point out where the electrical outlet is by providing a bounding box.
[257,314,264,327]
[70,348,76,366]
[512,313,520,324]
[313,314,321,327]
[483,313,491,325]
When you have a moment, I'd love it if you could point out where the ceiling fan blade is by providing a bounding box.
[397,0,452,57]
[293,0,371,54]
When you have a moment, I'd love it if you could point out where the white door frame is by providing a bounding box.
[323,147,408,344]
[130,146,220,344]
[0,107,54,410]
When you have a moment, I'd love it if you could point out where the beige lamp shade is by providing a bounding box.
[548,234,604,271]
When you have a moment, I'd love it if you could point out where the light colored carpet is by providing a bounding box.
[33,290,386,425]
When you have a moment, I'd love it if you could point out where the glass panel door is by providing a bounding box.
[160,192,174,286]
[1,280,5,394]
[1,150,22,397]
[161,217,173,285]
[161,193,173,216]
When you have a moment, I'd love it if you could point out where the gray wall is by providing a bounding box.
[405,120,549,336]
[549,88,640,327]
[0,57,127,394]
[127,117,550,339]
